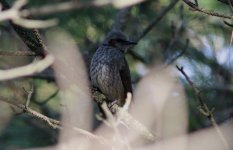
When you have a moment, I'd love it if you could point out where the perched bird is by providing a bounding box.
[90,31,137,107]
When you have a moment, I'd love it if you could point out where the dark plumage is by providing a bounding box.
[90,31,136,106]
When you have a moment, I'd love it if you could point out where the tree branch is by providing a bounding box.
[0,54,54,81]
[20,1,111,18]
[93,92,156,141]
[176,65,230,150]
[0,0,50,57]
[217,0,233,5]
[0,0,58,28]
[183,0,233,20]
[127,0,180,63]
[0,95,107,144]
[137,0,180,41]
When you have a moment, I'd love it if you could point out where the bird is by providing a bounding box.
[90,31,137,107]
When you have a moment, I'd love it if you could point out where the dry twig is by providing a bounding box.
[176,65,230,150]
[137,0,180,41]
[125,0,180,64]
[0,95,107,143]
[23,85,34,108]
[182,0,233,20]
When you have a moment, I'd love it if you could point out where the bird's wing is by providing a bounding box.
[119,58,132,99]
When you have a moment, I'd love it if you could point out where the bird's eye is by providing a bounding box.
[108,38,125,46]
[109,39,117,46]
[115,39,124,42]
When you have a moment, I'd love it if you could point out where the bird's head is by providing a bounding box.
[103,31,137,53]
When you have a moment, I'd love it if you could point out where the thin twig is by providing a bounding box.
[128,0,180,64]
[182,0,233,20]
[24,85,34,108]
[176,66,206,107]
[137,0,180,41]
[176,65,230,150]
[0,95,59,127]
[223,20,233,27]
[0,95,106,143]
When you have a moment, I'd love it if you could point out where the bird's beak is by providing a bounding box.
[123,40,137,45]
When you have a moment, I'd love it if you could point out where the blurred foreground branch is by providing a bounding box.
[1,0,142,19]
[176,65,230,150]
[0,54,54,81]
[0,0,58,28]
[0,0,49,57]
[20,0,111,17]
[93,92,156,141]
